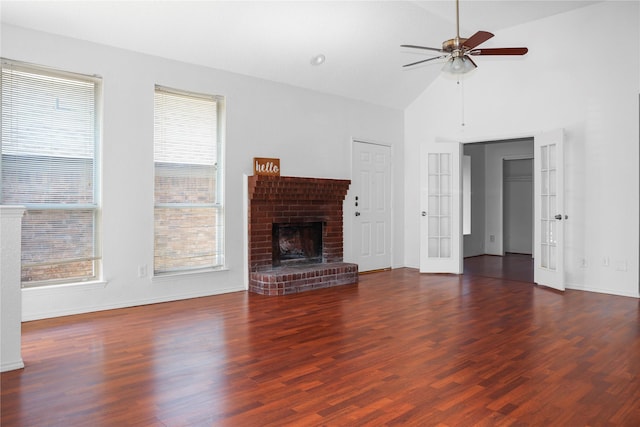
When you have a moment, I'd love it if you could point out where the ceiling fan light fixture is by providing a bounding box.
[442,56,476,74]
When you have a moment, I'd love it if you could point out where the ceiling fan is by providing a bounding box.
[402,0,528,74]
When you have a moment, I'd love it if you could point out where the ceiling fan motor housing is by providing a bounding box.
[443,37,467,57]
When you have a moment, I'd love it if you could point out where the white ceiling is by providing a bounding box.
[0,1,600,109]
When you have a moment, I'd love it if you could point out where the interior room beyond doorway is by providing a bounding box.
[463,138,534,283]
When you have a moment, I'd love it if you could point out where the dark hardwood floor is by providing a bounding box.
[464,253,534,283]
[2,266,639,426]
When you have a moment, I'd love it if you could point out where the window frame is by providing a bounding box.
[152,85,225,276]
[0,58,102,287]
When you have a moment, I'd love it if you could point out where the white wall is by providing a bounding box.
[0,207,25,371]
[1,25,404,320]
[463,144,485,257]
[405,1,640,298]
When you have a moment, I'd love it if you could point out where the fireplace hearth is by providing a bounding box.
[248,175,358,295]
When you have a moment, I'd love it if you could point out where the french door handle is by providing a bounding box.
[421,211,427,217]
[554,214,568,220]
[355,212,361,217]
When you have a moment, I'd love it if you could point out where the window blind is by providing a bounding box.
[1,60,101,286]
[153,86,224,274]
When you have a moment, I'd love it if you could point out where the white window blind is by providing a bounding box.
[1,59,101,286]
[154,86,224,274]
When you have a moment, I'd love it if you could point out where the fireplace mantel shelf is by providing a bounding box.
[248,175,351,201]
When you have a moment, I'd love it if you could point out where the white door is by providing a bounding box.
[420,142,462,274]
[533,129,565,290]
[352,141,392,272]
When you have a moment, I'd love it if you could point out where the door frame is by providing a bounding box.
[433,131,558,283]
[348,138,394,270]
[461,136,534,259]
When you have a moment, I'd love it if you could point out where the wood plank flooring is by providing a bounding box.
[464,253,533,283]
[2,267,639,426]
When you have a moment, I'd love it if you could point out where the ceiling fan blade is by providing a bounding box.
[470,47,529,56]
[462,31,494,49]
[402,55,448,68]
[465,55,477,68]
[401,44,445,53]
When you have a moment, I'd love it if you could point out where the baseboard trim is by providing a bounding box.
[1,359,25,372]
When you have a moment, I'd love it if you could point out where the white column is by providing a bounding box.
[1,205,25,372]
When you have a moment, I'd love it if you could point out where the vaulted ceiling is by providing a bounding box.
[1,1,600,109]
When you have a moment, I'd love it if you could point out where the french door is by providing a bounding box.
[419,142,462,273]
[533,129,565,290]
[419,130,565,287]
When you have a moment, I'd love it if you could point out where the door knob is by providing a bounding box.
[355,212,361,216]
[421,211,427,217]
[554,214,568,220]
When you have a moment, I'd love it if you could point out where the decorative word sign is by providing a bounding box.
[254,157,280,176]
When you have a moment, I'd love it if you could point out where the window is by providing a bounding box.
[1,59,101,287]
[153,86,224,275]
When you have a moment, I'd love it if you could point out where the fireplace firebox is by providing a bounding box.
[272,222,323,266]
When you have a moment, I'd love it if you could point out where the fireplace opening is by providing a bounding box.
[272,222,323,267]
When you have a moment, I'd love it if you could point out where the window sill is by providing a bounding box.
[152,267,229,283]
[22,280,108,294]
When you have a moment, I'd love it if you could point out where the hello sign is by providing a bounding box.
[253,157,280,176]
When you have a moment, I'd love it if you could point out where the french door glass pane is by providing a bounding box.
[429,175,439,194]
[440,217,451,237]
[428,196,439,215]
[428,217,439,236]
[440,153,450,173]
[541,146,549,169]
[428,238,439,257]
[440,238,451,258]
[440,175,451,195]
[541,245,549,268]
[549,144,556,169]
[428,153,439,172]
[440,196,451,215]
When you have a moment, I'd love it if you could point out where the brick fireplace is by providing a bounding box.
[247,175,358,295]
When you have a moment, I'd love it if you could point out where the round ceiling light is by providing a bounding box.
[310,54,326,66]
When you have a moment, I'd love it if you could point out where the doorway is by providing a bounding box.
[463,138,534,282]
[420,130,565,289]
